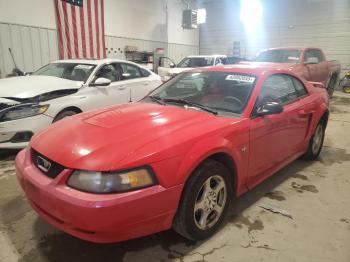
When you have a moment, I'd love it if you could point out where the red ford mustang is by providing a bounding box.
[15,65,329,243]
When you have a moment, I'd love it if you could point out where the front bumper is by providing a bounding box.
[15,149,182,243]
[0,114,53,149]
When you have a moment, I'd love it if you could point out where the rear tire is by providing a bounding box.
[173,160,233,241]
[302,120,325,160]
[327,74,338,97]
[53,110,78,122]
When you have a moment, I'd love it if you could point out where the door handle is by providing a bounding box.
[118,86,126,90]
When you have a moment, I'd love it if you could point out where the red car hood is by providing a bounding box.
[31,103,239,171]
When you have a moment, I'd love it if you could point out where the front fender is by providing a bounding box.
[44,94,88,118]
[174,135,248,196]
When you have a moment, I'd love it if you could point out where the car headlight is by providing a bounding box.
[67,167,157,193]
[0,104,49,121]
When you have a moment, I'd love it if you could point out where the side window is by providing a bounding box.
[292,77,308,97]
[215,58,222,65]
[95,64,121,82]
[313,50,324,62]
[305,50,323,63]
[180,59,190,67]
[140,68,151,77]
[257,74,298,107]
[121,63,142,79]
[305,51,316,63]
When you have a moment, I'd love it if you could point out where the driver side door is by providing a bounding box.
[247,74,308,188]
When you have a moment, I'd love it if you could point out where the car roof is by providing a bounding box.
[186,55,227,58]
[51,58,137,66]
[188,64,298,78]
[262,47,321,52]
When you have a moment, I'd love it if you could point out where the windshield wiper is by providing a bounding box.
[149,95,166,105]
[162,98,218,115]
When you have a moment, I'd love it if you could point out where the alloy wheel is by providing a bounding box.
[312,124,323,155]
[193,175,227,230]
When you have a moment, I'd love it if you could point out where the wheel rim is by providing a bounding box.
[194,175,227,230]
[312,124,323,155]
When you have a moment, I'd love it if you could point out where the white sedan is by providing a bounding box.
[0,59,162,149]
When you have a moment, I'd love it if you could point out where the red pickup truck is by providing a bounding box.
[251,47,341,96]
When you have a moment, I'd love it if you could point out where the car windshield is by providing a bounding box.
[177,57,214,68]
[255,50,301,64]
[148,71,257,115]
[33,63,96,82]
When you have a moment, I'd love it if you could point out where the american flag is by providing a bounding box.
[54,0,106,59]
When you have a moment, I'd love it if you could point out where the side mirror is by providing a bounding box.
[170,63,176,68]
[92,77,111,87]
[256,102,283,116]
[309,81,326,89]
[304,57,319,64]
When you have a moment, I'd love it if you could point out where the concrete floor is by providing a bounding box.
[0,91,349,262]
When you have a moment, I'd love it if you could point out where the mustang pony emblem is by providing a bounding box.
[36,156,51,172]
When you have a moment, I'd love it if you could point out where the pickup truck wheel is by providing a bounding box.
[173,160,232,241]
[302,120,325,160]
[53,110,78,122]
[327,74,338,97]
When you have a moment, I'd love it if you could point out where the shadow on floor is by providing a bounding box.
[0,149,20,161]
[24,224,194,262]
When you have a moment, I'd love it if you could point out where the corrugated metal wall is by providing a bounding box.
[0,22,199,78]
[168,43,199,63]
[0,22,58,77]
[200,0,350,75]
[105,35,199,63]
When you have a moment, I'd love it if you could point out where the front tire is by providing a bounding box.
[303,120,325,160]
[173,160,232,241]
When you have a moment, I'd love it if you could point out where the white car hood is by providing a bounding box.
[0,75,82,99]
[157,67,193,77]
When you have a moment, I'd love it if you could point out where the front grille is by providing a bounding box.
[31,150,65,179]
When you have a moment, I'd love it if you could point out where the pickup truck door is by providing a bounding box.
[248,74,309,188]
[304,49,327,83]
[318,60,330,85]
[304,63,319,82]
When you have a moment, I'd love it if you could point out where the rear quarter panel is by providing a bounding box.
[301,81,329,146]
